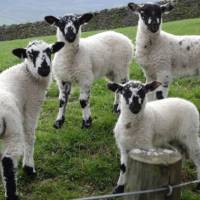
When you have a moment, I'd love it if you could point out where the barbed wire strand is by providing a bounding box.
[74,179,200,200]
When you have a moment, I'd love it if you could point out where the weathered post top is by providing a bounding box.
[129,148,182,165]
[125,148,182,200]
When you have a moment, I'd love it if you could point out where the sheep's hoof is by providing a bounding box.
[6,195,20,200]
[23,166,37,178]
[53,116,65,129]
[82,117,92,128]
[112,185,124,194]
[194,182,200,193]
[113,104,120,114]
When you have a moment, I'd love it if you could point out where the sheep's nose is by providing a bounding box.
[41,60,49,68]
[38,60,50,77]
[65,29,76,43]
[150,22,159,33]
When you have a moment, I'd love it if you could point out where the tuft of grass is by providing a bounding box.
[1,18,200,199]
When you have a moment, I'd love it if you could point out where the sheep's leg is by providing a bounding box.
[0,116,23,200]
[80,86,92,128]
[144,73,157,102]
[113,93,121,113]
[54,81,71,129]
[113,146,128,194]
[1,140,22,200]
[1,156,19,200]
[184,137,200,191]
[154,72,171,100]
[113,77,128,113]
[23,100,42,177]
[146,72,171,101]
[23,132,36,177]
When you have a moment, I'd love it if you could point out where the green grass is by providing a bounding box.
[1,18,200,200]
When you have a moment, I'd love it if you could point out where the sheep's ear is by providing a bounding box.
[144,81,162,92]
[45,16,59,26]
[12,48,27,59]
[128,2,142,13]
[107,82,123,93]
[161,2,174,14]
[78,13,93,25]
[51,42,65,54]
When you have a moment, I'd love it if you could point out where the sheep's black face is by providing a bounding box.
[107,80,161,114]
[12,41,65,78]
[122,81,146,114]
[139,4,162,33]
[128,2,174,33]
[27,42,51,77]
[57,15,80,43]
[45,13,93,43]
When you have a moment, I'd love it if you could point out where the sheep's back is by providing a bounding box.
[147,98,199,144]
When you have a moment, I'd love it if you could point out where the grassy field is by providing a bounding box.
[1,18,200,199]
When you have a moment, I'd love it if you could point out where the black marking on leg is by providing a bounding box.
[120,164,126,174]
[156,91,164,100]
[2,157,18,200]
[59,99,65,108]
[80,99,87,109]
[82,117,92,128]
[0,118,6,138]
[63,82,71,95]
[53,116,65,129]
[113,104,120,114]
[23,166,36,178]
[112,185,125,194]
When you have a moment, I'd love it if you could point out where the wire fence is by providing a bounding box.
[74,179,200,200]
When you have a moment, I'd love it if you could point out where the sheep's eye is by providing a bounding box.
[141,13,148,19]
[44,49,51,57]
[32,51,39,58]
[59,22,65,30]
[28,52,33,59]
[123,90,132,99]
[28,50,39,59]
[74,20,80,26]
[138,88,145,98]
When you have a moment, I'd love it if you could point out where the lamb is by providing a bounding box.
[45,13,134,129]
[128,2,200,101]
[108,80,200,194]
[0,40,64,200]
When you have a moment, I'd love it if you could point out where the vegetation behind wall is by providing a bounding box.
[0,0,200,41]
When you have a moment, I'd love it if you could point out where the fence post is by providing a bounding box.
[125,148,182,200]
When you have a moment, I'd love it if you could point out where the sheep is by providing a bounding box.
[108,80,200,194]
[45,13,134,129]
[128,2,200,101]
[0,40,64,200]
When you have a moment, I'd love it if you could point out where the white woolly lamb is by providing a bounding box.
[45,13,134,129]
[129,2,200,101]
[108,80,200,194]
[0,40,64,200]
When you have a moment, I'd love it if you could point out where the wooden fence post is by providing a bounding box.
[125,148,182,200]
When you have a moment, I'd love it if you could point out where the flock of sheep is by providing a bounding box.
[1,1,200,200]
